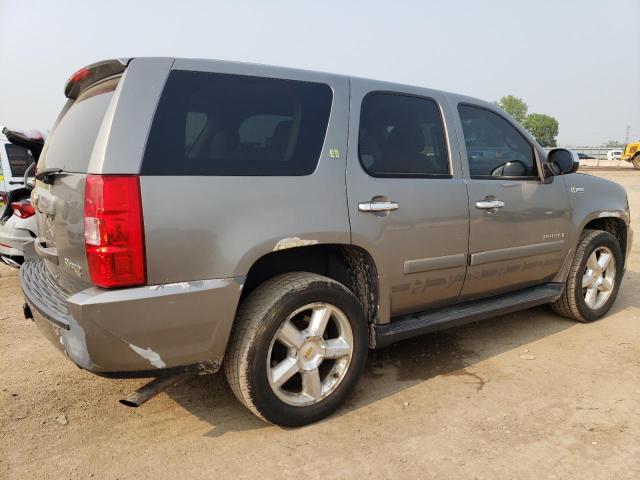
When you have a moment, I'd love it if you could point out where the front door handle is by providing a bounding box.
[475,200,505,209]
[359,201,399,212]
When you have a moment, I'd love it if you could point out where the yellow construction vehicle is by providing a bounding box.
[621,141,640,169]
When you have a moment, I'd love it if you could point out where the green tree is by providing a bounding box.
[496,95,528,124]
[523,113,559,147]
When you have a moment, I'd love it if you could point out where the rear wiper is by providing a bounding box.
[35,167,63,185]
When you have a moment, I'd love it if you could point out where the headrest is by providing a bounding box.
[386,123,424,154]
[210,129,239,153]
[270,120,293,149]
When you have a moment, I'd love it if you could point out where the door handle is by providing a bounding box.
[475,200,505,210]
[359,201,399,212]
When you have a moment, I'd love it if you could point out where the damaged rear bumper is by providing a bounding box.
[20,258,243,376]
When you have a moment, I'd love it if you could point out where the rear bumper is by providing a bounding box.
[20,258,243,376]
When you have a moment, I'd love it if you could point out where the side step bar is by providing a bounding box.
[374,283,564,348]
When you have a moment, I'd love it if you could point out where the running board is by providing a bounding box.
[374,283,564,348]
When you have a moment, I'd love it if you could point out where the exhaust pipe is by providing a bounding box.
[119,375,184,408]
[1,256,22,268]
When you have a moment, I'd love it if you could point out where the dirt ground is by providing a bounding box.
[1,169,639,480]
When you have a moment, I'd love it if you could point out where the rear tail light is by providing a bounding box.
[11,202,35,219]
[84,175,146,288]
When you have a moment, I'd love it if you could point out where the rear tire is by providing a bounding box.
[224,272,368,427]
[551,230,623,322]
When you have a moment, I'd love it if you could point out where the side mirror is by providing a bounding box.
[547,148,579,175]
[491,160,527,177]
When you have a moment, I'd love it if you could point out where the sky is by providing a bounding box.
[0,0,638,146]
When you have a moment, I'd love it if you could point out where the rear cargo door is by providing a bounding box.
[30,58,174,291]
[31,75,123,290]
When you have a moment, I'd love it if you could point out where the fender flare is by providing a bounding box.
[553,209,631,283]
[576,209,630,233]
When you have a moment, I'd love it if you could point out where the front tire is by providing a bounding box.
[224,272,368,427]
[632,154,640,170]
[551,230,623,322]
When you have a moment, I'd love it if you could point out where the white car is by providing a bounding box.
[0,128,38,205]
[0,199,37,267]
[606,149,623,161]
[0,127,43,266]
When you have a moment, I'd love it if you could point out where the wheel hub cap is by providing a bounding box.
[297,337,325,370]
[267,302,354,407]
[582,246,616,310]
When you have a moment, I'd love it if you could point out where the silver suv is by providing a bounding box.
[21,58,632,427]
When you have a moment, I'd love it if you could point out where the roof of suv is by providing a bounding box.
[70,57,499,118]
[173,56,454,95]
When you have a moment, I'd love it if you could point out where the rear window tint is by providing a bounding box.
[5,144,35,177]
[40,77,119,172]
[359,93,450,177]
[142,71,333,176]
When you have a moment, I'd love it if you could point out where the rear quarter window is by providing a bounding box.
[142,71,333,176]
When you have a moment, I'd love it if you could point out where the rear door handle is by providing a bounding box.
[475,200,505,209]
[359,201,399,212]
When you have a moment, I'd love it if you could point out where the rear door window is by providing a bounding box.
[5,144,35,177]
[142,71,333,176]
[358,93,450,177]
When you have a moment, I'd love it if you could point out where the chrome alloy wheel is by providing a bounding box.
[582,246,616,309]
[267,302,354,407]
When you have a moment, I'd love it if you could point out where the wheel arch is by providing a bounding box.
[240,244,380,331]
[554,210,630,284]
[580,213,628,267]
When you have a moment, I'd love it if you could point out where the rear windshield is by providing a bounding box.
[4,144,35,177]
[142,71,333,176]
[40,77,119,172]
